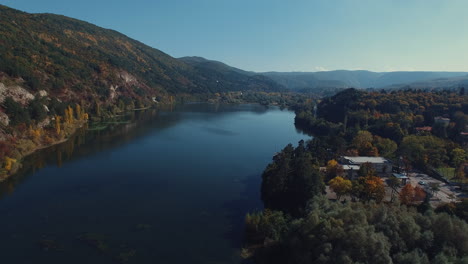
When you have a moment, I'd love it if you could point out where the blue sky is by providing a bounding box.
[1,0,467,72]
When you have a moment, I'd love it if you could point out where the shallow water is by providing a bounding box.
[0,103,307,264]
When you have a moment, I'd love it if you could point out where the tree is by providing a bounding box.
[353,175,386,202]
[399,184,415,205]
[387,176,401,202]
[325,159,344,180]
[3,96,30,125]
[55,115,61,135]
[399,135,447,168]
[247,197,468,264]
[261,141,324,216]
[76,103,82,120]
[413,186,426,202]
[451,148,466,168]
[363,175,386,202]
[28,97,47,122]
[329,176,352,201]
[67,106,74,124]
[3,156,16,171]
[352,130,378,156]
[358,162,376,178]
[429,182,440,197]
[374,136,397,158]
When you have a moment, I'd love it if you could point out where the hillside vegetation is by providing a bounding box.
[0,4,284,179]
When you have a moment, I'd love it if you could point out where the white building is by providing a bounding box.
[341,156,392,174]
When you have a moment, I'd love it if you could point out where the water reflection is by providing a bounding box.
[0,103,305,264]
[1,104,275,199]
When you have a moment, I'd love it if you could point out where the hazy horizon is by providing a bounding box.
[2,0,468,73]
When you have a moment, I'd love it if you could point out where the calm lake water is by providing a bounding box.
[0,103,307,264]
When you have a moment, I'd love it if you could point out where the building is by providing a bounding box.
[340,156,392,174]
[392,173,409,185]
[342,164,360,179]
[415,126,432,133]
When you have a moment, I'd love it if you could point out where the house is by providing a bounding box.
[340,156,392,174]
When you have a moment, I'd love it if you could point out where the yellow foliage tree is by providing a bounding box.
[363,176,386,202]
[64,108,70,124]
[76,103,82,121]
[29,125,42,141]
[4,157,16,171]
[326,159,344,180]
[329,176,352,201]
[68,106,74,124]
[55,115,61,135]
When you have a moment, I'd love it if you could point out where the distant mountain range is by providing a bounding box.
[178,57,468,92]
[261,71,468,91]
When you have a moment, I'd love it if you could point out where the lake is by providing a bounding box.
[0,103,307,264]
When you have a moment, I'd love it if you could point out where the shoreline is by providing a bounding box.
[0,121,87,182]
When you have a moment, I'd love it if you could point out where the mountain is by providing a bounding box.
[179,56,284,92]
[384,74,468,90]
[0,5,282,109]
[261,70,468,91]
[179,56,253,76]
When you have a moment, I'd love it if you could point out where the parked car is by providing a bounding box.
[418,181,427,185]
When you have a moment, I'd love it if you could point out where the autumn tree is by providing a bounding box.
[352,130,379,156]
[352,175,386,202]
[399,184,415,205]
[67,106,74,124]
[55,115,61,135]
[28,125,42,142]
[329,176,352,201]
[3,156,16,171]
[325,159,344,180]
[413,186,426,202]
[76,103,82,120]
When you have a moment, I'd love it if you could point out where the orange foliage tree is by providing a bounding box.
[399,184,415,205]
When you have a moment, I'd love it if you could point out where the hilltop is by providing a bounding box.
[261,70,468,92]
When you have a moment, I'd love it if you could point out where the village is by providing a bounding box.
[325,155,467,207]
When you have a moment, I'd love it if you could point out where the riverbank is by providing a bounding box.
[0,120,88,182]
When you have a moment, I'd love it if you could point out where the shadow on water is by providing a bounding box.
[0,103,297,264]
[0,104,275,199]
[221,174,263,250]
[0,109,182,199]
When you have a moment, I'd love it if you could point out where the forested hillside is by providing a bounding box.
[0,5,282,106]
[0,4,284,179]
